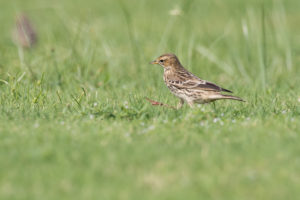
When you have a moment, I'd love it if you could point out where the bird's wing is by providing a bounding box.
[195,80,232,93]
[168,76,232,93]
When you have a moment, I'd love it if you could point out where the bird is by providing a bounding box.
[150,53,244,108]
[12,14,37,48]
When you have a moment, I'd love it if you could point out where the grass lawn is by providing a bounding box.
[0,0,300,199]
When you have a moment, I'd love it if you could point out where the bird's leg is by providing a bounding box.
[177,98,185,109]
[212,102,216,112]
[187,101,194,108]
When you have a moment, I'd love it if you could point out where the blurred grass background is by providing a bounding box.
[0,0,300,199]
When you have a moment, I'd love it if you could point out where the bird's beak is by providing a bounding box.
[150,60,158,64]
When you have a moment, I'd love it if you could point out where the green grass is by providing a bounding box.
[1,0,300,199]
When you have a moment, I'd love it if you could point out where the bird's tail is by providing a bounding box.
[216,94,245,102]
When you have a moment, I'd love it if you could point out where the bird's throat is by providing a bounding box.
[164,66,171,72]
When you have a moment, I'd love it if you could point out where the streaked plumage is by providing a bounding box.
[150,53,244,108]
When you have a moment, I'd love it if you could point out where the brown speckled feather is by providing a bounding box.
[150,53,244,108]
[164,67,232,93]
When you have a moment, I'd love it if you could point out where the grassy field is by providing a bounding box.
[1,0,300,199]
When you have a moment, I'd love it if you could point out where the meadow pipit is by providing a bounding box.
[150,53,244,108]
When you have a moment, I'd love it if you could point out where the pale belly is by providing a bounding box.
[165,82,214,104]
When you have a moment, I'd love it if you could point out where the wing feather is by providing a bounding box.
[166,69,233,93]
[168,78,232,93]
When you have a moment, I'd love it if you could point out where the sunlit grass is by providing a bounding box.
[0,0,300,199]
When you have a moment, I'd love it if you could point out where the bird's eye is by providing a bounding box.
[159,59,164,63]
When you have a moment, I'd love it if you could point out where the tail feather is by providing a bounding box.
[219,94,245,102]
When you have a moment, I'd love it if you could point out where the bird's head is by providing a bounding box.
[150,53,181,69]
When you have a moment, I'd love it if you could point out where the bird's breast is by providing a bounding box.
[163,71,169,85]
